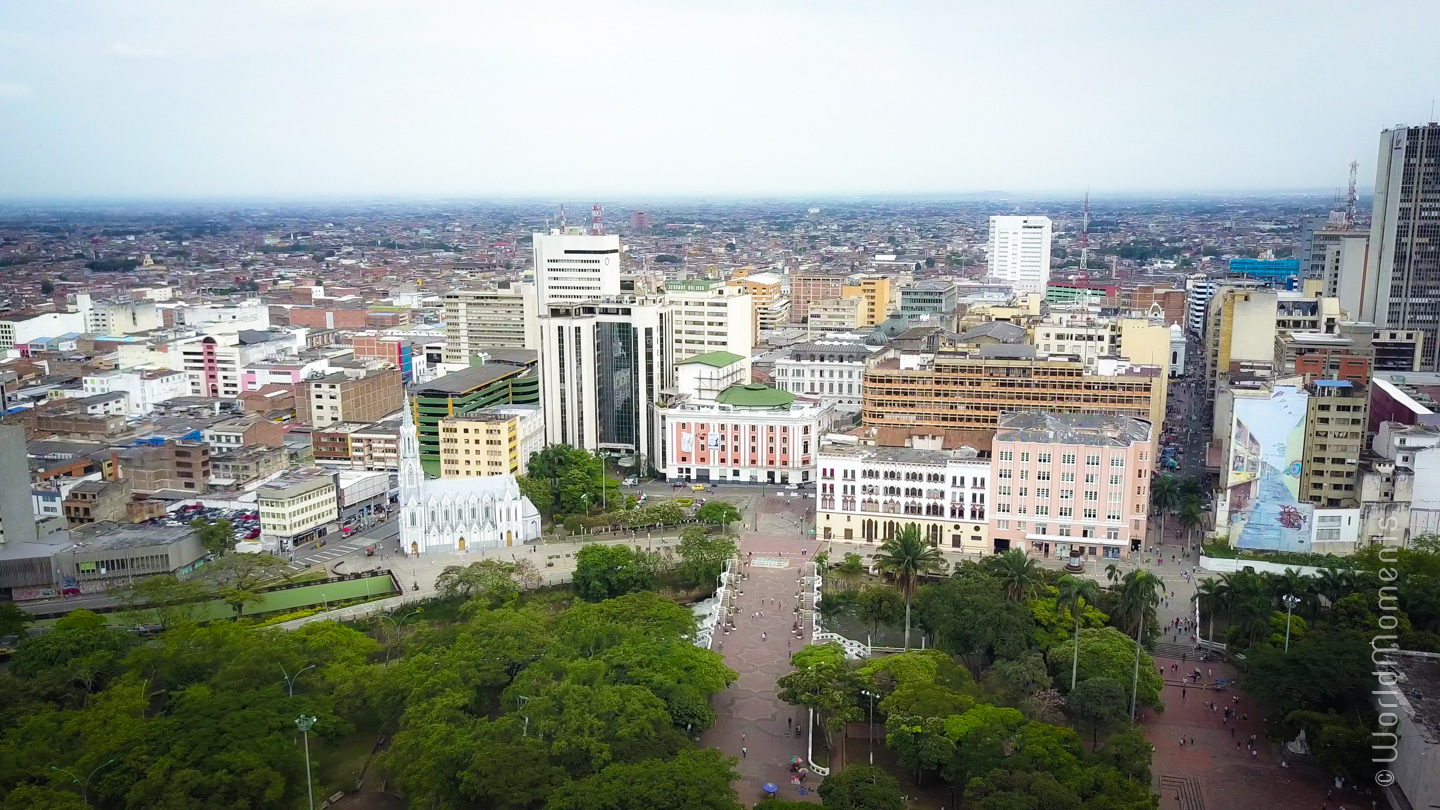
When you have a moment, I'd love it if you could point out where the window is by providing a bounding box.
[1020,452,1030,463]
[1036,488,1049,499]
[996,519,1009,530]
[1084,491,1098,501]
[1059,489,1073,500]
[1037,453,1052,464]
[1037,470,1051,481]
[1062,454,1076,465]
[1084,473,1097,484]
[1059,507,1073,518]
[1086,455,1100,467]
[1109,474,1121,486]
[1083,508,1098,520]
[1061,472,1075,483]
[999,450,1013,461]
[1111,456,1124,468]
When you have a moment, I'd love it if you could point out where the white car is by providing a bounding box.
[785,483,799,490]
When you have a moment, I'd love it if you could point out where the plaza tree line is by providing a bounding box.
[785,526,1165,810]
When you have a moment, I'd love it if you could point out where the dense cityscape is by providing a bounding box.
[2,3,1440,810]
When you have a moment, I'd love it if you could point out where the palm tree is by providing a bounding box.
[1104,562,1123,588]
[873,524,945,649]
[1193,578,1221,648]
[1232,598,1272,649]
[990,548,1043,603]
[1150,475,1183,547]
[1056,574,1102,690]
[1115,569,1161,718]
[1178,497,1205,551]
[1271,569,1315,616]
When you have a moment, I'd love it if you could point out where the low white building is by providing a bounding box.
[815,438,991,553]
[771,340,873,411]
[83,368,190,416]
[1169,324,1186,377]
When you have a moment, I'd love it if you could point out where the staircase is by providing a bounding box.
[1160,775,1205,810]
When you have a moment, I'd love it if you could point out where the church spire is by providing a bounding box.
[399,394,421,500]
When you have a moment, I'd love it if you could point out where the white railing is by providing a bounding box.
[697,556,738,650]
[805,561,870,660]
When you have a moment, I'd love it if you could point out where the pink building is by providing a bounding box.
[988,411,1153,563]
[655,384,833,484]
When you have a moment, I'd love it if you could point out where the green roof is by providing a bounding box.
[678,351,744,368]
[715,383,795,408]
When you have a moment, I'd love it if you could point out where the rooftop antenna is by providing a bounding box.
[558,204,567,231]
[591,203,604,236]
[1345,160,1359,229]
[1079,191,1090,272]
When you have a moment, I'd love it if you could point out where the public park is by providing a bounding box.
[0,444,1434,810]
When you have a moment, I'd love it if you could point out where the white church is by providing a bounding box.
[399,402,542,555]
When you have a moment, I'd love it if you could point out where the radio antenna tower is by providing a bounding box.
[558,204,567,231]
[1345,160,1359,229]
[1079,192,1090,271]
[591,203,604,236]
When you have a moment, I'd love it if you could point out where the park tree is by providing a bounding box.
[189,517,234,556]
[777,644,862,749]
[1066,677,1129,744]
[834,552,866,590]
[695,501,740,530]
[544,748,740,810]
[435,559,522,606]
[873,524,946,649]
[1048,627,1163,710]
[815,764,905,810]
[1244,634,1373,718]
[0,602,34,640]
[572,544,659,602]
[116,575,208,629]
[209,553,289,620]
[855,585,904,636]
[675,526,736,588]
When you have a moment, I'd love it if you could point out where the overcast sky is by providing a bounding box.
[1,1,1437,199]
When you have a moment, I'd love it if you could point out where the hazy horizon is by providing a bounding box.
[2,1,1437,200]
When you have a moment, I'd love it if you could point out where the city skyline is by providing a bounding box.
[2,1,1439,199]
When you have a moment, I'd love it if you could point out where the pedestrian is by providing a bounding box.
[1236,740,1242,751]
[1230,726,1235,738]
[1208,668,1213,678]
[1251,749,1257,762]
[1189,736,1194,746]
[1182,688,1186,699]
[762,632,767,641]
[1180,737,1185,747]
[788,717,792,730]
[742,747,747,758]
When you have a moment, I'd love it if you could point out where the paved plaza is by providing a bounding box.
[700,533,825,805]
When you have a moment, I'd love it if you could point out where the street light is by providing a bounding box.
[279,663,316,698]
[1282,594,1301,652]
[50,759,114,807]
[296,715,317,810]
[861,690,879,764]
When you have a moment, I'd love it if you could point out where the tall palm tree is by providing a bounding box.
[1271,569,1315,616]
[874,524,945,650]
[1193,578,1221,648]
[1115,569,1161,718]
[1178,497,1205,551]
[1056,574,1102,690]
[1150,475,1183,547]
[1104,562,1123,588]
[990,548,1043,603]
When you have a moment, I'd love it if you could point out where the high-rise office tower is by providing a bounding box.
[442,282,539,363]
[0,425,38,547]
[1361,124,1440,371]
[988,216,1053,294]
[532,228,622,307]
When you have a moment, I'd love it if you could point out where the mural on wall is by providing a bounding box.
[1227,386,1313,551]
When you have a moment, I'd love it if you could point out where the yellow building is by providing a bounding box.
[438,412,537,479]
[841,276,893,327]
[727,272,785,333]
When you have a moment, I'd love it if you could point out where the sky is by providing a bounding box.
[1,1,1438,200]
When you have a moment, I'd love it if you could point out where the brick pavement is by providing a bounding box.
[699,534,824,805]
[1143,655,1378,810]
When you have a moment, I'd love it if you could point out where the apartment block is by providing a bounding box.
[815,440,990,553]
[82,368,189,416]
[442,283,539,363]
[1303,376,1371,509]
[258,467,339,550]
[438,408,542,479]
[772,341,872,409]
[862,347,1163,433]
[806,297,865,332]
[351,334,416,383]
[665,278,754,369]
[989,411,1153,562]
[115,440,211,495]
[294,368,403,428]
[789,271,847,321]
[727,273,785,333]
[842,276,894,327]
[413,357,540,476]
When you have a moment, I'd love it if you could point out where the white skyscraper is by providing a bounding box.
[532,227,622,307]
[987,215,1053,294]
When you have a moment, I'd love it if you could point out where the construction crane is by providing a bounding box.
[1345,160,1359,229]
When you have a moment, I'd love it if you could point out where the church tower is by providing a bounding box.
[399,395,423,553]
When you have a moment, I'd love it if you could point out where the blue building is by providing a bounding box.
[1228,258,1300,283]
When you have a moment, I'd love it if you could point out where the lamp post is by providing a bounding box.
[50,759,114,807]
[279,663,316,698]
[861,690,879,764]
[296,715,317,810]
[1282,594,1301,652]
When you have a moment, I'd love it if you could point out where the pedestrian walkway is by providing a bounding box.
[699,534,822,805]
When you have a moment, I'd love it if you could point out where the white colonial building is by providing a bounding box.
[815,437,991,554]
[771,340,874,411]
[399,401,541,555]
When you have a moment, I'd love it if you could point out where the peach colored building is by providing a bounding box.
[654,383,833,484]
[988,411,1153,563]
